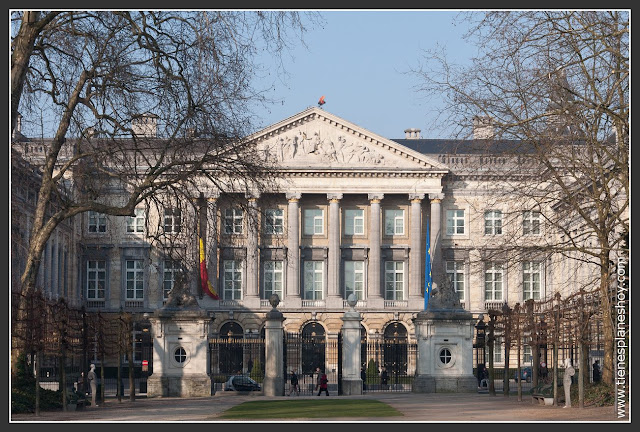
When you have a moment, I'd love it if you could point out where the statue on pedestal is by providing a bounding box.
[165,273,199,309]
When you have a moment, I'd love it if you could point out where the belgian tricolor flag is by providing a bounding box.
[198,196,219,299]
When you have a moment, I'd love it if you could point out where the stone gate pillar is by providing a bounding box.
[341,294,363,395]
[263,294,285,396]
[412,282,477,393]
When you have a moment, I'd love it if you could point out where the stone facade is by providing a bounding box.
[12,106,603,379]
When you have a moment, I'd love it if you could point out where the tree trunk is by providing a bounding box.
[599,253,614,385]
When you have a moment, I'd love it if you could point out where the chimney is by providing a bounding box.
[132,113,158,138]
[473,116,494,140]
[404,128,421,140]
[12,113,23,140]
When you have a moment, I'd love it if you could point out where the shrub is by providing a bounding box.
[570,382,615,406]
[365,359,379,384]
[11,354,63,414]
[250,361,264,383]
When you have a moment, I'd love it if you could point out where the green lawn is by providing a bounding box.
[217,399,403,420]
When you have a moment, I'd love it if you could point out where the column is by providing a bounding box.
[206,197,219,298]
[51,231,59,297]
[286,192,301,307]
[263,297,285,396]
[367,194,384,307]
[327,193,343,306]
[245,195,260,303]
[409,194,425,302]
[341,297,363,395]
[429,194,444,292]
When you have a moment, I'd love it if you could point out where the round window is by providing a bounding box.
[174,347,187,364]
[439,348,452,364]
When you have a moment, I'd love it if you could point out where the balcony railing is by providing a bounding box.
[342,299,367,309]
[260,299,285,308]
[384,300,408,308]
[219,300,243,307]
[484,300,506,311]
[124,300,144,308]
[302,299,325,308]
[85,300,105,309]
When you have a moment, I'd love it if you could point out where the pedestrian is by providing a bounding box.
[288,370,300,396]
[316,367,329,396]
[87,364,98,407]
[563,358,575,408]
[539,356,548,380]
[476,363,485,387]
[361,367,367,391]
[592,360,601,383]
[75,371,84,393]
[380,366,389,389]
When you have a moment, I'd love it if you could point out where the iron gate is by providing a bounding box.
[209,337,265,392]
[284,331,341,395]
[360,338,417,393]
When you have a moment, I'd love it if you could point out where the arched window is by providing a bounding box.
[301,322,326,374]
[219,321,243,374]
[383,322,409,375]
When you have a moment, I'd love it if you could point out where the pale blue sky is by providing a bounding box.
[252,10,477,139]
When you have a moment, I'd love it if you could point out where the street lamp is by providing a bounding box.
[475,315,486,384]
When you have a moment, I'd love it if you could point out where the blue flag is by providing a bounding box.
[424,218,432,310]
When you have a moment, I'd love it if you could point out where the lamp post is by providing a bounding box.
[475,315,487,388]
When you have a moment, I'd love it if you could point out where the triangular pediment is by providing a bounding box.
[248,107,448,172]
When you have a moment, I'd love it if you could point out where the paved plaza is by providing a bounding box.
[10,392,627,423]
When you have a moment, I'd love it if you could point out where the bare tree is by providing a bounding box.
[10,10,318,371]
[412,11,629,385]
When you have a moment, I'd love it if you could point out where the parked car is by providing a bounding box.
[224,375,261,391]
[514,367,532,382]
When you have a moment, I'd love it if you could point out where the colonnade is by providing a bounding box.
[201,191,444,306]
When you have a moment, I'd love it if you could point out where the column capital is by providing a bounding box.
[429,193,445,202]
[368,193,384,203]
[409,193,425,202]
[327,193,343,202]
[245,191,261,200]
[286,192,302,202]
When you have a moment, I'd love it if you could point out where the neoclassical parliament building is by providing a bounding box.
[12,106,586,369]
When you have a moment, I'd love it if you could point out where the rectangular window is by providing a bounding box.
[127,208,145,233]
[446,210,465,235]
[88,211,107,233]
[344,209,365,236]
[484,210,502,235]
[125,259,144,300]
[344,261,365,300]
[484,262,503,301]
[384,261,404,300]
[493,337,503,363]
[223,260,243,300]
[163,260,181,300]
[86,260,106,300]
[303,209,324,236]
[264,209,284,235]
[224,208,244,234]
[523,211,541,235]
[523,261,541,300]
[523,339,532,364]
[446,261,465,301]
[132,330,143,364]
[263,261,284,299]
[164,208,182,233]
[303,261,324,300]
[384,209,405,235]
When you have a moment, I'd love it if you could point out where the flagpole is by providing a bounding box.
[424,218,432,310]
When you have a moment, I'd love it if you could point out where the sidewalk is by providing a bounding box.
[10,392,626,423]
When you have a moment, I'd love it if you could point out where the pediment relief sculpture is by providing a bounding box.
[262,130,387,167]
